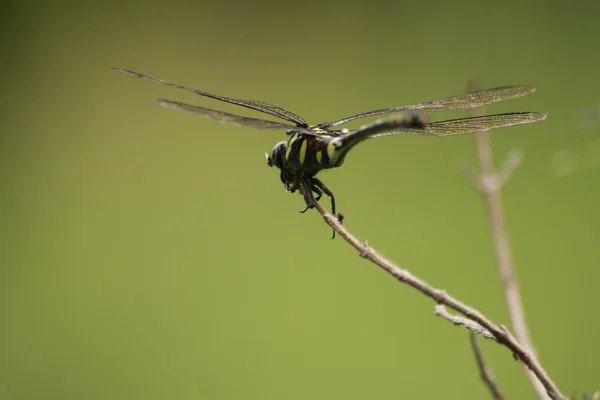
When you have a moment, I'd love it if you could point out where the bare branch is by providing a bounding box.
[470,333,505,400]
[314,202,566,400]
[466,80,548,398]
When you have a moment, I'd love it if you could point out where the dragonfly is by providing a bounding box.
[114,67,546,237]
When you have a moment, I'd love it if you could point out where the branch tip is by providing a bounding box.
[497,148,524,187]
[460,161,484,191]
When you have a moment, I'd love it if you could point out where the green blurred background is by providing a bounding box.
[2,0,599,398]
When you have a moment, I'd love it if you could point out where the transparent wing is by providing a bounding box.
[114,67,308,127]
[322,85,537,128]
[156,99,319,135]
[364,112,547,138]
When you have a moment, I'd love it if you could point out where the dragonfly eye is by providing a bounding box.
[268,141,287,169]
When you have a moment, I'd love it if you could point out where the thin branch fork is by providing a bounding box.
[463,86,551,399]
[464,139,548,397]
[461,148,523,195]
[463,79,549,399]
[314,201,566,400]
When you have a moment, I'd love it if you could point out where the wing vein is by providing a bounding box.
[322,85,537,128]
[114,67,308,126]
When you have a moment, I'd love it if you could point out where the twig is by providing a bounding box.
[496,148,524,188]
[435,304,496,340]
[470,332,505,400]
[313,201,566,400]
[464,80,549,399]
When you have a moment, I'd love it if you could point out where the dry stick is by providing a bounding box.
[464,80,549,399]
[313,201,566,400]
[470,332,505,400]
[435,304,496,340]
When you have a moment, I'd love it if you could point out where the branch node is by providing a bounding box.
[433,289,448,304]
[358,240,371,258]
[460,162,502,195]
[481,174,500,194]
[495,325,520,361]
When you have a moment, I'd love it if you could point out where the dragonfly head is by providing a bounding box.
[265,141,287,170]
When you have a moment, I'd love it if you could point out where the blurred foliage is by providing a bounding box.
[1,0,599,398]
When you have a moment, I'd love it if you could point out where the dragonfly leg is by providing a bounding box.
[299,184,323,213]
[310,177,335,215]
[310,177,341,239]
[299,179,316,214]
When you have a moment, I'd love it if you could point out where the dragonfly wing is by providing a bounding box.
[367,112,547,138]
[323,85,537,127]
[156,99,319,135]
[114,67,308,126]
